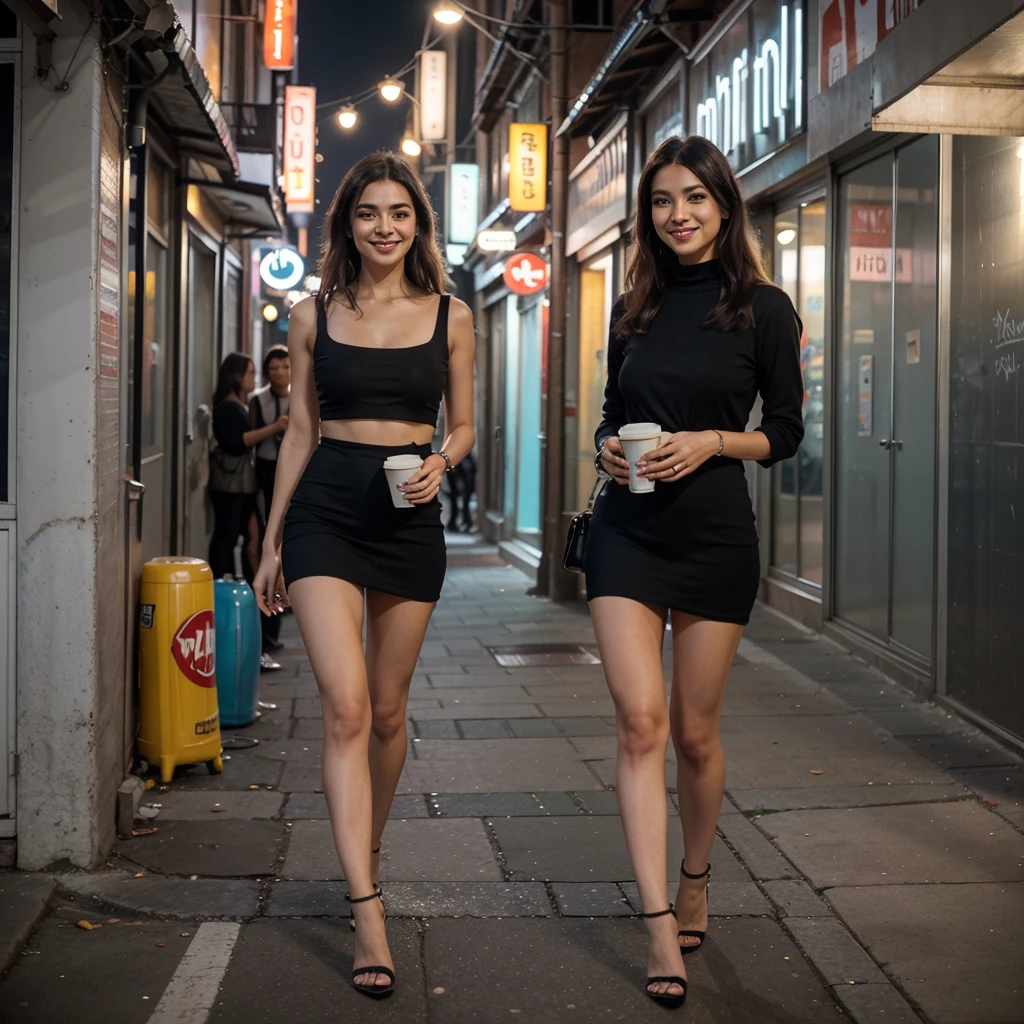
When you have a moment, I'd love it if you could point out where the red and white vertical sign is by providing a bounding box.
[284,85,316,214]
[264,0,296,70]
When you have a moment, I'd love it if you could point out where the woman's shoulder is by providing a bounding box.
[752,281,797,318]
[447,293,473,325]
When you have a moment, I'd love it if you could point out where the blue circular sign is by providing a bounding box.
[260,248,305,290]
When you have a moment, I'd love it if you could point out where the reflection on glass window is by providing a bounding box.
[770,199,825,585]
[142,243,167,454]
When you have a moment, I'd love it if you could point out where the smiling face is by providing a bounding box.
[650,163,728,265]
[349,178,417,270]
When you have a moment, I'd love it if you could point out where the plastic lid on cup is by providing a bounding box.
[618,422,662,440]
[383,454,424,470]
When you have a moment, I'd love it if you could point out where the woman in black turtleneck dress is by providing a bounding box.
[584,136,804,1008]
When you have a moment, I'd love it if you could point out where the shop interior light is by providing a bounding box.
[776,228,797,245]
[337,106,358,130]
[378,78,405,103]
[433,1,464,24]
[262,304,279,322]
[401,137,422,157]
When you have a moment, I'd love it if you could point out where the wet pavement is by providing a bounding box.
[1,538,1022,1023]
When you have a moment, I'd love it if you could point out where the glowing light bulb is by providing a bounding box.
[378,78,404,103]
[433,1,464,24]
[776,228,796,246]
[337,106,357,130]
[401,138,422,157]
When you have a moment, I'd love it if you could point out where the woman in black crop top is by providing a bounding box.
[585,137,804,1008]
[252,153,475,999]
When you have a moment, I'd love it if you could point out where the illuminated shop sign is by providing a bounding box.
[264,0,295,71]
[283,85,316,214]
[689,0,805,173]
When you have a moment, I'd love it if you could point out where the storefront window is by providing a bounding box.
[947,134,1024,736]
[770,199,825,584]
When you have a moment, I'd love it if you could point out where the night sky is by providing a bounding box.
[296,1,433,256]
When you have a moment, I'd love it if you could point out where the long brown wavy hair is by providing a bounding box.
[318,152,447,313]
[615,135,769,339]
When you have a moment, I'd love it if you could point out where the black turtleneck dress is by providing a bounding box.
[584,259,805,624]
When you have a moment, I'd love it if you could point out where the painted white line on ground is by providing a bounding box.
[148,921,241,1024]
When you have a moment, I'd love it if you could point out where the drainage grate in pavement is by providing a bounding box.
[487,643,602,667]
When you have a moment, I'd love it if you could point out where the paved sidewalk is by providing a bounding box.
[1,540,1022,1023]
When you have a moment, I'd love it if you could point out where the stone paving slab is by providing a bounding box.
[720,714,951,789]
[729,781,971,813]
[399,741,605,793]
[423,917,840,1023]
[761,879,832,918]
[492,817,750,885]
[830,982,923,1024]
[247,740,323,763]
[537,698,618,717]
[428,685,535,704]
[282,819,501,882]
[0,873,55,977]
[827,882,1024,1024]
[168,759,284,791]
[292,697,324,717]
[428,791,580,817]
[947,765,1024,830]
[897,732,1018,769]
[278,763,323,793]
[115,820,286,878]
[282,792,428,820]
[383,881,552,918]
[139,789,284,821]
[551,882,634,917]
[760,801,1024,887]
[0,907,196,1024]
[716,813,796,881]
[210,918,428,1024]
[620,879,771,917]
[57,870,260,919]
[783,916,889,985]
[409,703,544,720]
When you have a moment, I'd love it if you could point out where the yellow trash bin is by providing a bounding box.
[137,557,224,783]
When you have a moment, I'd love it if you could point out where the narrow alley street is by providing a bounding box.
[1,539,1022,1024]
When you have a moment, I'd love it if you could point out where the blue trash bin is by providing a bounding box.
[213,576,261,728]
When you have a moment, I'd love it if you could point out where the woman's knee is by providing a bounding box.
[370,702,406,745]
[321,694,370,746]
[617,707,669,759]
[672,724,721,771]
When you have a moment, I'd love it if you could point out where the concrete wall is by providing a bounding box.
[16,7,123,869]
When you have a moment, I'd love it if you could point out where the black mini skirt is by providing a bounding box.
[282,438,445,603]
[583,459,760,625]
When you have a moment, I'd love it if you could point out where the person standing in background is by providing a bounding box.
[250,344,291,666]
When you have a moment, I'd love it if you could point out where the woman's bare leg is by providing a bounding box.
[288,577,391,989]
[590,596,685,1000]
[669,611,743,949]
[364,589,436,883]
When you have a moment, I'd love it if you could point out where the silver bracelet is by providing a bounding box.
[436,449,454,473]
[712,430,724,456]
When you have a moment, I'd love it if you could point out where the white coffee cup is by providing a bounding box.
[618,422,663,493]
[383,454,424,508]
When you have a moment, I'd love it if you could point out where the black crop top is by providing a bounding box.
[314,294,450,425]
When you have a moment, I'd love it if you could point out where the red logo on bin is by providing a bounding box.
[171,610,216,687]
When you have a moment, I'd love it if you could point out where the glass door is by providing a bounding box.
[515,301,543,547]
[834,135,938,660]
[502,298,520,532]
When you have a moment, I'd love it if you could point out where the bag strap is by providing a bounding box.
[585,475,607,512]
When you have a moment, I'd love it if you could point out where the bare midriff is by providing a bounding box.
[319,418,436,447]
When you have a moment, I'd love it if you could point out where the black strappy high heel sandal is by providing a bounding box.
[677,861,711,955]
[350,847,382,933]
[640,907,688,1009]
[346,885,394,999]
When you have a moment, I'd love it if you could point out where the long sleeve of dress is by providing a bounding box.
[752,288,805,468]
[594,296,628,450]
[213,401,251,456]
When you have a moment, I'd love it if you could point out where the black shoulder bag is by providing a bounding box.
[563,475,607,574]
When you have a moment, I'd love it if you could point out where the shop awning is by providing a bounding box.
[181,178,284,237]
[132,6,240,178]
[557,0,721,140]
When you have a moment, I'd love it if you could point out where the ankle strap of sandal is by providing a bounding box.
[640,907,675,919]
[345,883,383,904]
[680,861,711,880]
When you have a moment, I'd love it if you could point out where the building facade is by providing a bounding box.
[1,0,287,868]
[465,0,1024,749]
